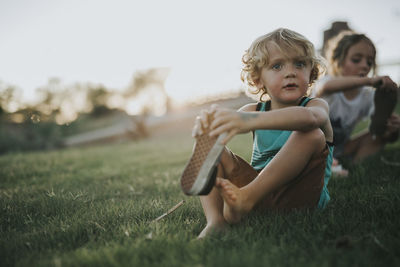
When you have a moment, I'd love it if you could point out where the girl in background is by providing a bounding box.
[313,31,399,176]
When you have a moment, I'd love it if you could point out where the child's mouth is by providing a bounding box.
[283,83,298,89]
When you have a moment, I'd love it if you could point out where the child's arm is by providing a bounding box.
[209,98,332,144]
[315,75,393,97]
[191,103,257,137]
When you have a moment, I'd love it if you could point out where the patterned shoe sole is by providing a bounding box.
[180,132,227,195]
[369,88,398,136]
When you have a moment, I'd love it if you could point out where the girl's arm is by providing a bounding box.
[209,98,333,144]
[315,76,383,97]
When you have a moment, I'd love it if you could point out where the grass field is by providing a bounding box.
[1,129,400,267]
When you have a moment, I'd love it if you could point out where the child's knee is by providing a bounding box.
[293,129,325,147]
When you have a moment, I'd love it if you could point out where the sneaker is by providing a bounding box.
[331,158,349,178]
[369,87,397,137]
[180,129,227,196]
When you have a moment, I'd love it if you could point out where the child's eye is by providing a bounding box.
[294,60,306,68]
[367,59,373,67]
[351,58,361,64]
[271,63,282,70]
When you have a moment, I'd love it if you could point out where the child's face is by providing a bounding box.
[340,40,374,77]
[256,43,312,105]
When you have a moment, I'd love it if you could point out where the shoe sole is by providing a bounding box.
[369,88,398,136]
[180,132,227,196]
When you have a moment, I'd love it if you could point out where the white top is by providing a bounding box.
[312,75,375,156]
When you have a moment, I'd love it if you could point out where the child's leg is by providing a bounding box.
[352,86,399,162]
[198,178,226,238]
[342,130,384,163]
[217,129,326,224]
[198,147,257,238]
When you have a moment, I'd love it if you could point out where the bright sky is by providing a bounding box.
[1,0,400,104]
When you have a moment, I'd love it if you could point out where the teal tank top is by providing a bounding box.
[250,97,333,209]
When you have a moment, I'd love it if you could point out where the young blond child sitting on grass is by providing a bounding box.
[181,28,334,238]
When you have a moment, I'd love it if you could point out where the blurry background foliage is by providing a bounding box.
[0,68,170,154]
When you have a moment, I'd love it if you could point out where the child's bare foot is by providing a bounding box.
[215,178,251,224]
[197,221,228,239]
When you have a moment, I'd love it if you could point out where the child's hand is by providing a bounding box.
[191,108,214,137]
[372,76,398,92]
[209,105,256,144]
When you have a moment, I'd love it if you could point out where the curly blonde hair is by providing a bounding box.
[325,31,376,76]
[241,28,325,101]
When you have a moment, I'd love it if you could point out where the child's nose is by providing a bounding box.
[360,59,370,70]
[285,67,297,78]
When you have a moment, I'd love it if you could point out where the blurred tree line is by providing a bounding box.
[0,68,170,154]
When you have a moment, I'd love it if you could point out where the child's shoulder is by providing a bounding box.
[239,103,258,112]
[305,97,329,109]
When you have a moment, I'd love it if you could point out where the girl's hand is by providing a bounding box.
[372,76,398,92]
[209,105,257,144]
